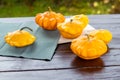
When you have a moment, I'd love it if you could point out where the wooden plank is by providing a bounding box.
[88,14,120,19]
[0,48,119,72]
[89,19,120,24]
[88,14,120,24]
[0,17,34,23]
[0,66,120,80]
[0,15,120,24]
[91,24,120,29]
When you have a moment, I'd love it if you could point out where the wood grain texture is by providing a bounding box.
[0,66,120,80]
[0,14,120,80]
[0,47,120,72]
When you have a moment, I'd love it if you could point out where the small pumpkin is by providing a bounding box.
[5,27,36,47]
[71,14,89,28]
[35,7,65,30]
[89,29,112,44]
[57,19,85,39]
[71,35,107,60]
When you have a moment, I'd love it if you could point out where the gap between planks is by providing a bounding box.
[0,65,120,73]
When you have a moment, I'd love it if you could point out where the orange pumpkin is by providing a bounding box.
[71,35,107,60]
[71,14,89,28]
[89,29,112,44]
[57,19,85,39]
[35,7,65,30]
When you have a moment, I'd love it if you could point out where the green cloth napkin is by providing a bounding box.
[0,21,60,60]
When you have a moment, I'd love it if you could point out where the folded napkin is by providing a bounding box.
[0,21,60,60]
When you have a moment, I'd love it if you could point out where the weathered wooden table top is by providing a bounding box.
[0,14,120,80]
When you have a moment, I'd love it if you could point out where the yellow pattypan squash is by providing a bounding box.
[35,7,65,30]
[71,14,89,28]
[57,19,86,39]
[89,29,112,44]
[71,35,107,60]
[5,27,36,47]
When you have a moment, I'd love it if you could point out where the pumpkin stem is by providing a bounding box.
[70,19,73,23]
[20,27,33,32]
[48,6,52,12]
[85,34,90,41]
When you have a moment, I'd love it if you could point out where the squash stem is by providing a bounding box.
[20,27,33,32]
[85,34,90,41]
[48,6,52,12]
[70,19,73,23]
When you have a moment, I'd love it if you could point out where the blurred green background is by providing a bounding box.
[0,0,120,17]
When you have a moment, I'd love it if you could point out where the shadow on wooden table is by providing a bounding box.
[71,56,105,73]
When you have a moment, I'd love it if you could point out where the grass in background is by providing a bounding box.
[0,0,119,17]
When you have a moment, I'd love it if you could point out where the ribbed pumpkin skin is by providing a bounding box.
[71,36,107,60]
[35,10,65,30]
[89,29,112,44]
[5,29,36,47]
[57,20,85,39]
[71,14,89,28]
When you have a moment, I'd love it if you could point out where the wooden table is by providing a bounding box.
[0,14,120,80]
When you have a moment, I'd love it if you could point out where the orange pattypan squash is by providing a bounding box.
[5,27,36,47]
[89,29,112,44]
[71,35,107,60]
[35,7,65,30]
[57,19,86,39]
[71,14,89,28]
